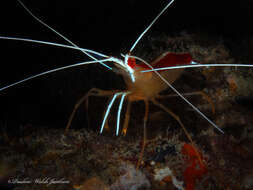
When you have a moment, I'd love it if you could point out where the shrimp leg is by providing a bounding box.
[136,99,149,169]
[121,100,132,136]
[151,98,204,166]
[65,88,120,134]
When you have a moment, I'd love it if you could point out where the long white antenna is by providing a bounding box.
[129,0,175,53]
[0,58,113,92]
[16,0,111,69]
[141,63,253,72]
[0,36,109,59]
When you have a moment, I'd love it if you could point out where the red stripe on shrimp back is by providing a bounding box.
[152,52,193,69]
[127,52,193,71]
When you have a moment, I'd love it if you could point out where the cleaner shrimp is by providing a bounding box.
[1,1,253,189]
[0,0,252,143]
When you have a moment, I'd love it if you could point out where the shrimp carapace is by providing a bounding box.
[124,52,194,100]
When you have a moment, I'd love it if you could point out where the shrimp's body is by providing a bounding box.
[123,53,191,101]
[65,52,195,136]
